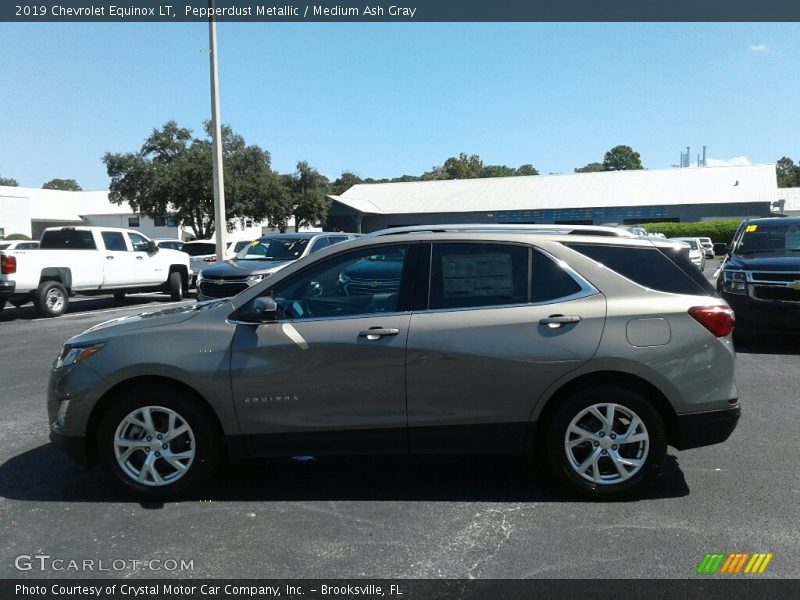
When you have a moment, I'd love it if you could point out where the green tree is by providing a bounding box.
[602,145,643,171]
[0,175,18,186]
[515,164,539,176]
[331,171,363,195]
[288,161,331,232]
[776,157,800,188]
[479,164,517,178]
[574,162,605,173]
[42,178,82,191]
[104,121,277,239]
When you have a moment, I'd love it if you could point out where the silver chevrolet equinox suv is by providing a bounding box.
[48,225,740,500]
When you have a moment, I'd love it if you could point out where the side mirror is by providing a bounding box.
[251,296,278,322]
[147,240,158,253]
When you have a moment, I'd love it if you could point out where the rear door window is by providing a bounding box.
[101,231,127,251]
[429,243,528,310]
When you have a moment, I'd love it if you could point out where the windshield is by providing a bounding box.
[182,243,216,256]
[736,223,800,254]
[236,237,310,260]
[0,243,8,250]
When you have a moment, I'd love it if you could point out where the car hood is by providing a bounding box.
[68,299,231,344]
[343,260,403,279]
[727,253,800,272]
[200,259,291,278]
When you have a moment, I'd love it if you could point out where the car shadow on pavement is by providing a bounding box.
[0,443,689,505]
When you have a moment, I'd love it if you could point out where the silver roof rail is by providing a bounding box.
[363,223,638,238]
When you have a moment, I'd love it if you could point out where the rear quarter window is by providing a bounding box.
[565,243,717,296]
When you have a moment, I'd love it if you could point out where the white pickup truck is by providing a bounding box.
[0,226,191,317]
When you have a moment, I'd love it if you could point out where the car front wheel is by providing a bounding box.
[544,385,666,499]
[97,389,221,500]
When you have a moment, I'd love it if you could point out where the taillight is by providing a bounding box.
[203,256,217,262]
[1,255,16,274]
[689,305,735,337]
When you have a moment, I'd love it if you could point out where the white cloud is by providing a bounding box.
[749,44,768,52]
[706,157,752,167]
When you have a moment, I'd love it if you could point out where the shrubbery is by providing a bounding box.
[636,220,743,244]
[3,233,31,241]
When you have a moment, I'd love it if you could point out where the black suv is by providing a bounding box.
[717,216,800,335]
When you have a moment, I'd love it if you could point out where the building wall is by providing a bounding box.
[82,214,181,240]
[330,202,774,233]
[0,195,33,238]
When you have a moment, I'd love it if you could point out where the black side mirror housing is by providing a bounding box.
[251,296,278,323]
[147,240,158,253]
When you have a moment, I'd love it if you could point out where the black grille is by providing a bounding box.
[753,286,800,302]
[751,272,800,283]
[199,281,249,298]
[344,278,401,296]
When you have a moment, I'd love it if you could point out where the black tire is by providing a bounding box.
[0,300,5,313]
[113,291,126,302]
[169,271,183,301]
[543,385,666,500]
[96,388,221,500]
[33,281,68,318]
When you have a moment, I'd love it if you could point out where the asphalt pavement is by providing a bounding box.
[1,272,799,579]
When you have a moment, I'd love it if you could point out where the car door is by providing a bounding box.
[127,231,165,285]
[229,242,418,456]
[406,242,606,454]
[100,231,136,288]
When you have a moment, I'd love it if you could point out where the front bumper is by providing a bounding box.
[672,405,740,450]
[722,291,800,334]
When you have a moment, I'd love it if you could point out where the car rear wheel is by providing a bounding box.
[97,389,221,500]
[33,280,68,317]
[168,271,183,301]
[544,385,666,499]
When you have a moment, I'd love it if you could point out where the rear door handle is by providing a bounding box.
[358,327,400,340]
[106,256,114,260]
[136,256,143,260]
[539,314,582,328]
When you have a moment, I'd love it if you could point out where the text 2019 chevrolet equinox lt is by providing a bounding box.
[48,226,739,500]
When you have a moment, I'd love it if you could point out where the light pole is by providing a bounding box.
[208,0,227,261]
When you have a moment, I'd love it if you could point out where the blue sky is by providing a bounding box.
[1,22,798,190]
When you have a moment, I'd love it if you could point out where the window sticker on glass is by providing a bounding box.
[786,225,800,250]
[745,224,758,233]
[442,253,514,297]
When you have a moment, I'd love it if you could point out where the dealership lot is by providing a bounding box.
[1,270,799,579]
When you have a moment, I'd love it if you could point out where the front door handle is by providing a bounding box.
[358,327,400,340]
[136,256,143,260]
[539,314,582,328]
[106,256,114,260]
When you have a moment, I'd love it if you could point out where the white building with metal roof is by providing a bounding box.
[328,164,781,233]
[777,187,800,216]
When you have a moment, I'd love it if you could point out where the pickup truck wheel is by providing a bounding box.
[34,281,68,317]
[169,271,183,301]
[97,389,221,500]
[544,386,666,500]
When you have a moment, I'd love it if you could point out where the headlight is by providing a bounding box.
[55,343,105,369]
[721,270,747,294]
[338,272,351,285]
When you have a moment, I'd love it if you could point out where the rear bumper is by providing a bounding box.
[0,280,16,301]
[672,405,740,450]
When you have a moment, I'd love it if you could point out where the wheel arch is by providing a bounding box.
[84,375,224,467]
[40,267,72,292]
[532,370,679,450]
